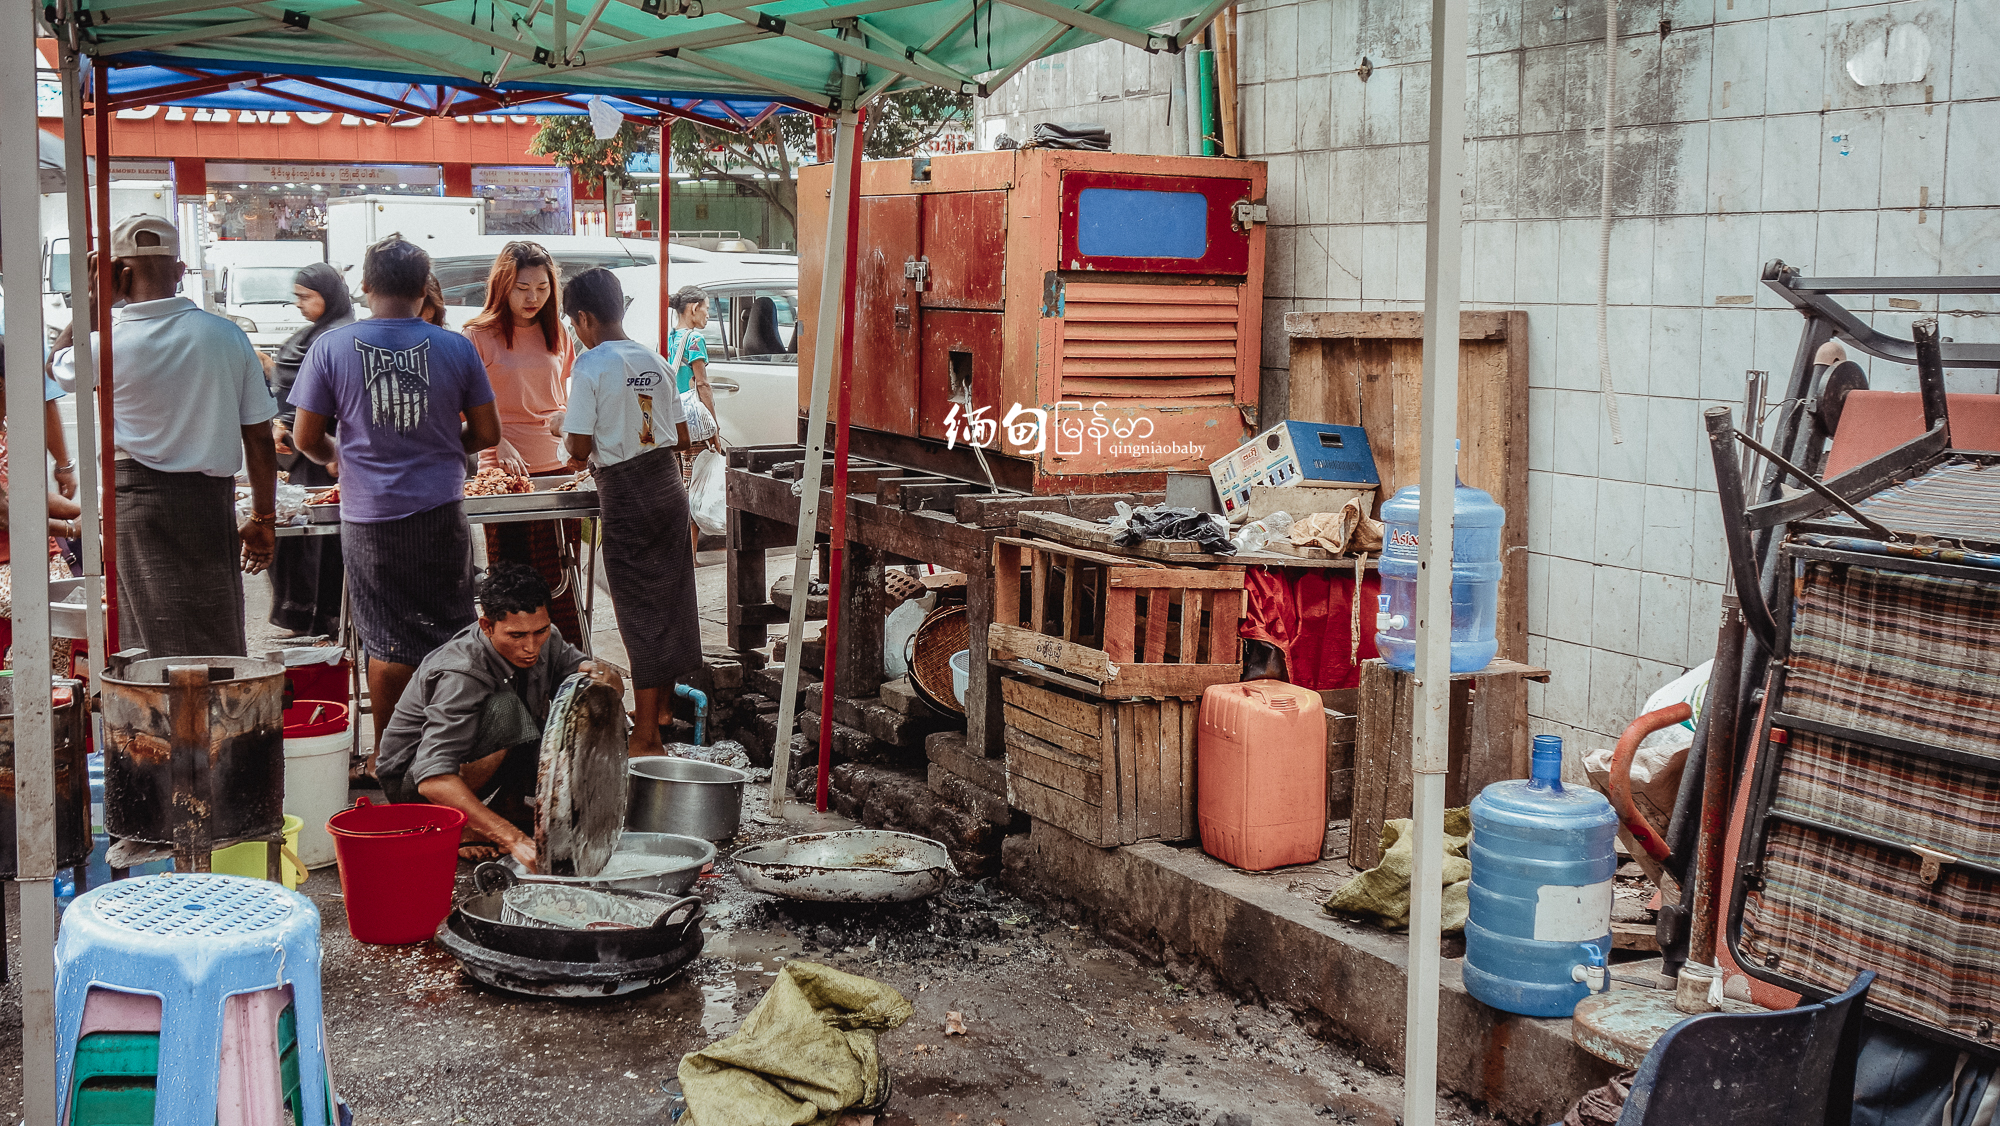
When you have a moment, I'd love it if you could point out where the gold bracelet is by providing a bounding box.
[246,511,279,526]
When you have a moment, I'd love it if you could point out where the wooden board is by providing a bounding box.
[1348,657,1550,870]
[1001,674,1198,846]
[1285,311,1530,663]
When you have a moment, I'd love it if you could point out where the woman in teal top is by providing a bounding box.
[666,286,721,455]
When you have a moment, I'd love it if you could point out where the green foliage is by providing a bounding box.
[527,117,655,191]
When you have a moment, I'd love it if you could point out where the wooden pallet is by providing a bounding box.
[1001,676,1196,846]
[989,536,1243,700]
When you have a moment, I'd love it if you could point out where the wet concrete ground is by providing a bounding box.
[0,791,1510,1125]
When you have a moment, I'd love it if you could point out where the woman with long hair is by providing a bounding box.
[461,241,582,642]
[267,261,355,637]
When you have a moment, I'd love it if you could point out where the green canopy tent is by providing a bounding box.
[0,0,1478,1119]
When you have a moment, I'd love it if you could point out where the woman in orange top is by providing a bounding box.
[461,241,583,642]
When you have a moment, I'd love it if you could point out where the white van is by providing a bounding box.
[206,241,326,348]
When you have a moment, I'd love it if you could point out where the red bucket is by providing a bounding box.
[327,796,465,944]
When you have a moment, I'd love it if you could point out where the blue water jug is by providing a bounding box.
[1464,736,1619,1017]
[1375,456,1505,674]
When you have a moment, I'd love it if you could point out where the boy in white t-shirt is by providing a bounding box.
[563,268,700,756]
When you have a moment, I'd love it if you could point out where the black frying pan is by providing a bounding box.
[447,869,703,964]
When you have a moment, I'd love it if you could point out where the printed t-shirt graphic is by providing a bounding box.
[356,337,435,434]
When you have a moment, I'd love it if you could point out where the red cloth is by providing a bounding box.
[1240,566,1382,692]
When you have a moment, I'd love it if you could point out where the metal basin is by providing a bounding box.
[439,911,703,999]
[628,756,747,842]
[731,830,958,903]
[449,880,703,964]
[491,831,713,896]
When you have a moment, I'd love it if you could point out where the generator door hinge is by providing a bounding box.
[1232,198,1268,231]
[904,255,930,292]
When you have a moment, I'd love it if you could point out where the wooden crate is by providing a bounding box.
[1000,676,1196,846]
[1348,657,1551,870]
[988,536,1243,699]
[1284,311,1530,661]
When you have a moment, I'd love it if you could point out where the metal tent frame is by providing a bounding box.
[3,1,1477,1123]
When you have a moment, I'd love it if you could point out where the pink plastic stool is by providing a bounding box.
[75,985,313,1126]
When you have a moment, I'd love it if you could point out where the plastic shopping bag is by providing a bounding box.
[689,448,728,536]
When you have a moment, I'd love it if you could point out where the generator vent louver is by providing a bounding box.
[1059,282,1240,403]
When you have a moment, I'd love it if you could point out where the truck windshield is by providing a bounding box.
[230,267,300,305]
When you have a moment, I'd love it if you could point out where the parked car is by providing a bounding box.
[613,266,801,448]
[416,235,793,331]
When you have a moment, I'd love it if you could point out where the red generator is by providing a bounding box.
[797,149,1268,494]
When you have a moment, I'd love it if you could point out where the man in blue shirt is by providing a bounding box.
[291,235,501,772]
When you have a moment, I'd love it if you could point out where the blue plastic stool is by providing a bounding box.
[55,874,337,1126]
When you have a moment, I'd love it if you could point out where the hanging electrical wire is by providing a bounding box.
[1597,0,1626,445]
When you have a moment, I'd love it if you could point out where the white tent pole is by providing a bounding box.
[1404,1,1467,1125]
[3,3,61,1118]
[57,40,107,693]
[765,67,862,820]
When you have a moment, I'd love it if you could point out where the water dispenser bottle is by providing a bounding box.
[1375,449,1505,673]
[1463,735,1620,1017]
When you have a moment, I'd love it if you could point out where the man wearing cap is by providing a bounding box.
[90,214,280,656]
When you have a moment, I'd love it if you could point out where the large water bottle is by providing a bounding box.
[1374,451,1505,673]
[1463,736,1620,1017]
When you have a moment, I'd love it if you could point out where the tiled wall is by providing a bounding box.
[981,0,2000,751]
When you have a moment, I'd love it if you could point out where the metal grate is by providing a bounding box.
[92,875,296,938]
[1059,282,1239,402]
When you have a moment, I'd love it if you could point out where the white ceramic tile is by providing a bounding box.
[1399,64,1433,148]
[1637,572,1692,666]
[1609,305,1652,397]
[1941,209,2000,278]
[1760,112,1824,213]
[1324,224,1364,300]
[1295,224,1331,302]
[1661,27,1715,124]
[1527,467,1554,554]
[1545,556,1597,647]
[1648,306,1702,402]
[1515,219,1560,302]
[1295,74,1334,152]
[1716,0,1770,22]
[1593,565,1643,656]
[1599,387,1651,484]
[1541,638,1593,729]
[1267,152,1301,229]
[1646,394,1703,493]
[1660,121,1711,216]
[1396,221,1427,303]
[1595,479,1647,569]
[1874,207,1945,279]
[1816,108,1883,212]
[1699,307,1757,403]
[1757,210,1819,300]
[1358,64,1401,146]
[1553,391,1603,479]
[1706,117,1765,214]
[1813,207,1879,277]
[1586,649,1642,738]
[1472,220,1518,306]
[1946,100,2000,207]
[1526,632,1548,716]
[1605,218,1656,307]
[1691,486,1727,582]
[1324,149,1364,226]
[1240,83,1267,157]
[1519,43,1569,135]
[1360,223,1401,303]
[1640,483,1697,577]
[1650,217,1707,308]
[1394,142,1429,224]
[1525,295,1559,391]
[1952,0,2000,100]
[1471,137,1517,222]
[1874,104,1945,217]
[1710,17,1771,118]
[1266,4,1302,85]
[1687,580,1724,666]
[1556,302,1600,391]
[1476,50,1522,138]
[1702,213,1764,305]
[1764,13,1830,116]
[1549,473,1600,561]
[1357,145,1403,224]
[1298,0,1334,76]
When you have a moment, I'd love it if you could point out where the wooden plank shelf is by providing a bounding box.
[1001,675,1196,847]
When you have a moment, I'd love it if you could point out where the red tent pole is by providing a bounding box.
[92,61,118,653]
[815,107,866,813]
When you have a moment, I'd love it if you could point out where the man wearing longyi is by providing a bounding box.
[372,563,621,866]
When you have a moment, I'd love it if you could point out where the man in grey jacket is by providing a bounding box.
[374,562,620,866]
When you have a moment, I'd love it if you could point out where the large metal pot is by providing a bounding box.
[0,678,92,876]
[100,653,285,847]
[627,756,747,842]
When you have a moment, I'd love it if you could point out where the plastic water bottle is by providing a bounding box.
[1463,736,1620,1017]
[1374,448,1505,673]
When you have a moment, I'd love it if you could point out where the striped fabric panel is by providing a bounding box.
[1824,460,2000,546]
[1774,728,2000,867]
[1784,562,2000,758]
[1742,820,2000,1040]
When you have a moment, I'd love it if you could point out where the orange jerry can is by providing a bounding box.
[1197,680,1327,870]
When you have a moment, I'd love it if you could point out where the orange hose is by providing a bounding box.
[1607,702,1692,863]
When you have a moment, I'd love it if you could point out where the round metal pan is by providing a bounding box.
[488,831,715,896]
[439,911,703,999]
[451,876,702,963]
[731,830,958,903]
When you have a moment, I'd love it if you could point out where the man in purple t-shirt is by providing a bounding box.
[291,236,500,771]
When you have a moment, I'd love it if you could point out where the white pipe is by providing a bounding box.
[1406,2,1468,1125]
[765,71,861,820]
[3,3,60,1119]
[1182,36,1203,156]
[58,42,107,693]
[1596,0,1624,445]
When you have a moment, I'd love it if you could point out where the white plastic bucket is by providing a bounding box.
[284,700,351,868]
[949,649,970,706]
